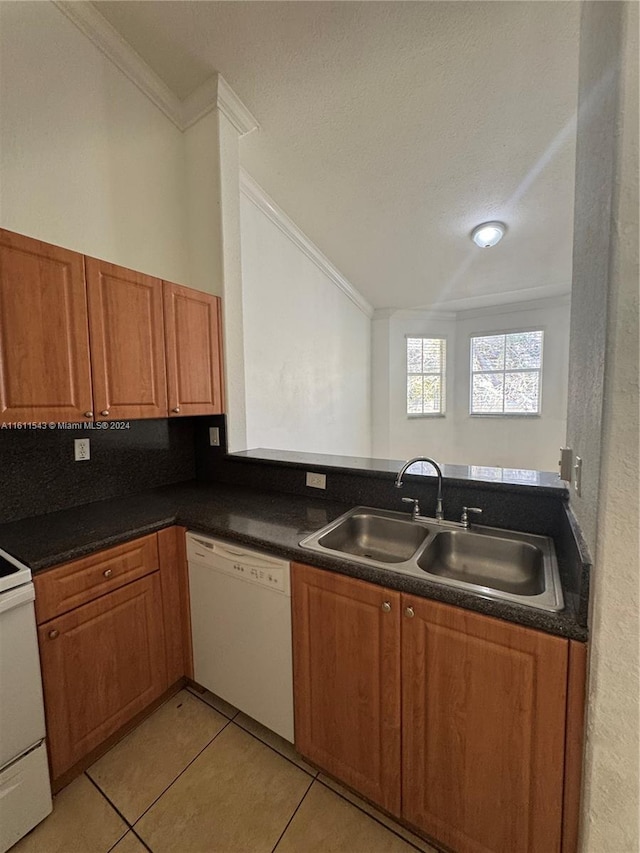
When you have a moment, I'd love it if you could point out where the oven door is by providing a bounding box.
[0,583,47,769]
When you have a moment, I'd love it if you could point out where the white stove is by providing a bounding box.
[0,547,52,852]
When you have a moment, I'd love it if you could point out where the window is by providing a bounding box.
[470,330,543,415]
[406,337,446,415]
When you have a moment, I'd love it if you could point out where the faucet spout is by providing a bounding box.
[395,457,444,520]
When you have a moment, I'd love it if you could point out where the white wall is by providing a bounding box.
[580,3,639,850]
[240,192,372,457]
[0,1,189,284]
[372,298,570,470]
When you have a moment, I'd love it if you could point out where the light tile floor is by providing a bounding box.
[12,687,438,853]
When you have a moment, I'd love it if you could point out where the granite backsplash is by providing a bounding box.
[0,417,199,524]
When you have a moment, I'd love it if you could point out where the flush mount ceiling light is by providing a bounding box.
[471,221,506,248]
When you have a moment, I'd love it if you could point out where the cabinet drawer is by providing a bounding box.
[34,534,159,624]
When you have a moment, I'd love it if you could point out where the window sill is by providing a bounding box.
[407,413,446,419]
[469,413,542,419]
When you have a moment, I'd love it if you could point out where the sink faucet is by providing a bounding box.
[395,457,444,520]
[460,506,483,529]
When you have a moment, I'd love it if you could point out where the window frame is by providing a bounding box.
[405,334,448,418]
[468,327,544,418]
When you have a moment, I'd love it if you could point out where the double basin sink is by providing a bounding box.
[300,507,564,612]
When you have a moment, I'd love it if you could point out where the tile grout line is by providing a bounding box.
[315,777,435,853]
[188,687,319,779]
[229,719,319,779]
[186,686,239,721]
[186,686,429,849]
[84,772,135,851]
[89,689,429,852]
[129,826,154,853]
[198,703,428,852]
[126,716,234,829]
[268,774,315,853]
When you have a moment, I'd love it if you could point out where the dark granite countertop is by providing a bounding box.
[232,449,567,492]
[0,480,588,641]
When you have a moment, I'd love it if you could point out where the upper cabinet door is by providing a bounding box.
[163,282,224,416]
[0,230,93,425]
[86,259,167,420]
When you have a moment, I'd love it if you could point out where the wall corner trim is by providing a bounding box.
[215,76,260,136]
[53,1,259,136]
[240,169,374,319]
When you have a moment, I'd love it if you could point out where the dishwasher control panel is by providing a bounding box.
[186,532,290,594]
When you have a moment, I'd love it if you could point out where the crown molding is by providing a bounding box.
[216,76,260,136]
[53,1,183,128]
[240,170,373,319]
[53,1,259,135]
[373,307,456,321]
[454,291,571,319]
[181,75,259,135]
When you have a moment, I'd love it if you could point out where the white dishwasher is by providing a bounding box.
[186,532,294,742]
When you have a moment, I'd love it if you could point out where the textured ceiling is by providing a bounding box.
[95,1,580,310]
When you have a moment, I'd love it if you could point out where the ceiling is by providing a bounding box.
[94,1,581,311]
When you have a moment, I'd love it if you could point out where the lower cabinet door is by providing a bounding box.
[401,596,568,853]
[292,563,401,815]
[39,573,168,780]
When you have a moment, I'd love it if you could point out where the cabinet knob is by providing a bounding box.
[48,629,59,639]
[100,410,109,417]
[84,411,93,418]
[103,569,113,578]
[381,601,391,613]
[404,606,415,618]
[172,407,181,413]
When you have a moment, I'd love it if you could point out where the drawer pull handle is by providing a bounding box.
[172,407,181,413]
[404,606,415,618]
[100,410,109,417]
[48,629,59,639]
[84,411,93,418]
[381,601,391,613]
[103,569,113,578]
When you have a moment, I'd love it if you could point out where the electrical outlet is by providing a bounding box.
[306,472,326,489]
[74,438,90,461]
[209,427,220,447]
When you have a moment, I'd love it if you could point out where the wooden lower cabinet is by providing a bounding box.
[38,573,167,780]
[402,596,568,853]
[292,563,575,853]
[292,563,402,815]
[158,526,193,684]
[35,529,192,785]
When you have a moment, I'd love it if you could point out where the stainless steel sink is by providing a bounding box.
[316,509,432,564]
[416,530,545,596]
[300,506,564,612]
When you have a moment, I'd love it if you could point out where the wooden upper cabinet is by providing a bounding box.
[401,596,568,853]
[0,230,93,424]
[292,563,402,815]
[86,258,167,419]
[163,281,224,416]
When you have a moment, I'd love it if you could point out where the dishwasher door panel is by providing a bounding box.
[188,560,294,742]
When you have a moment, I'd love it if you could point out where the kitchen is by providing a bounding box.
[0,2,637,853]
